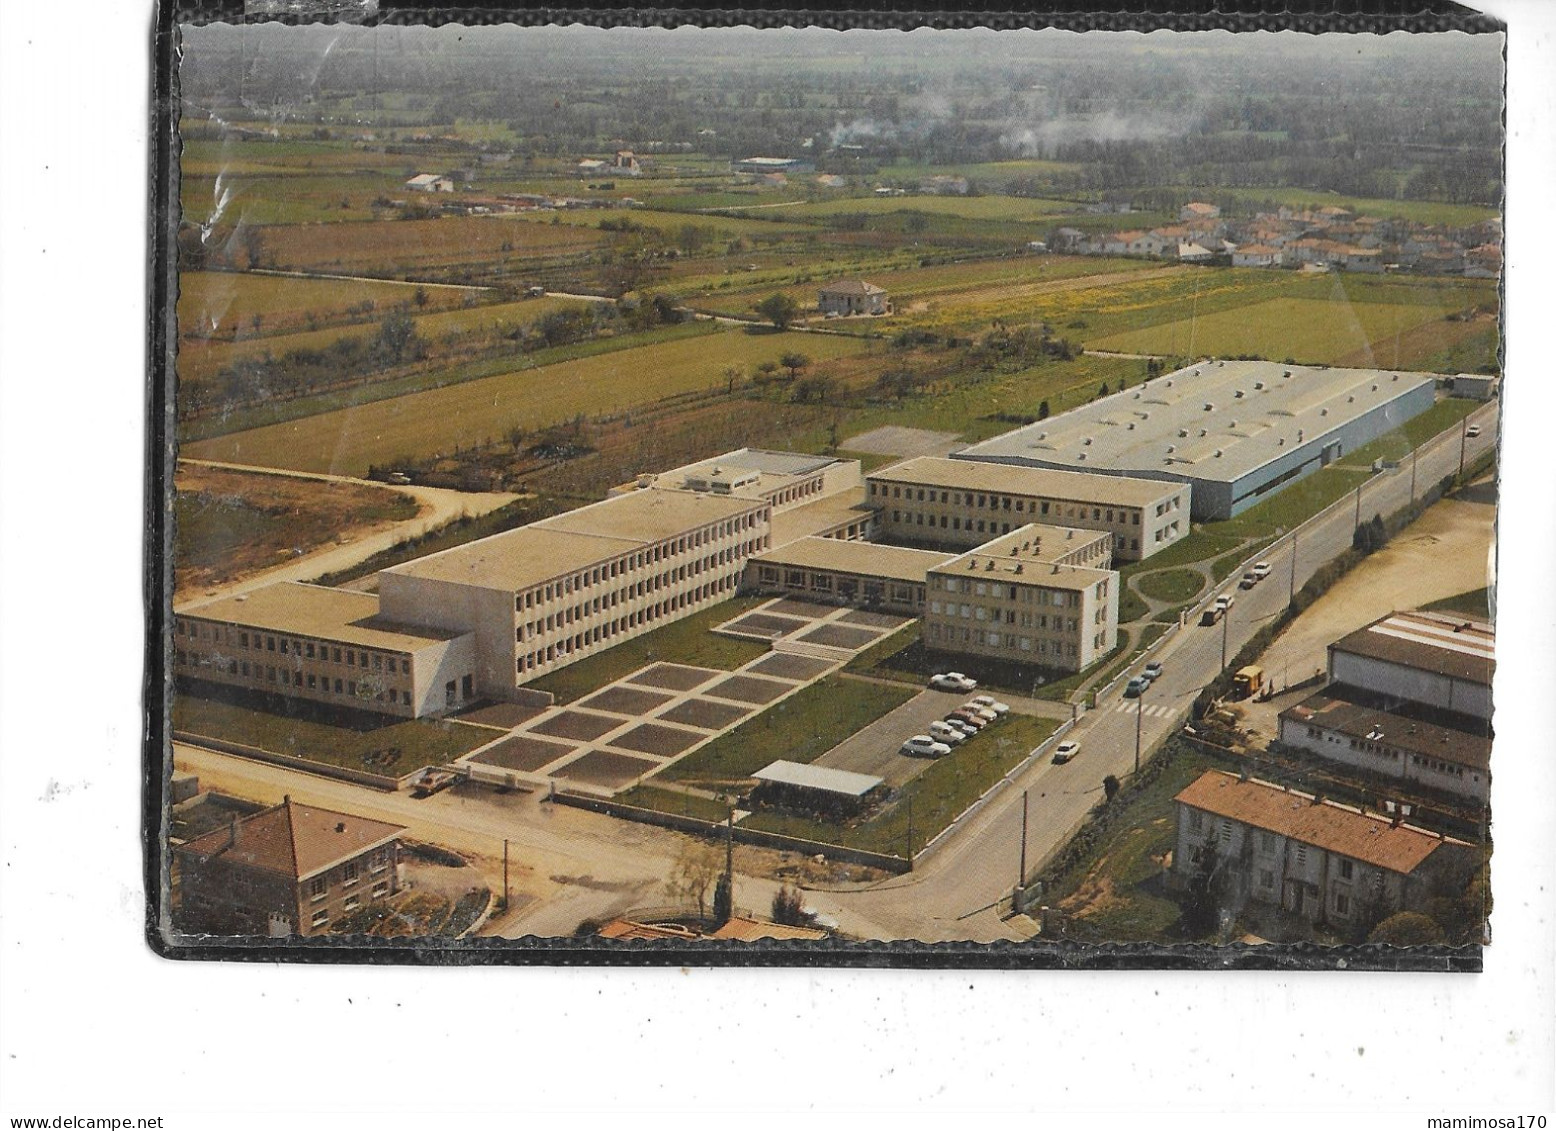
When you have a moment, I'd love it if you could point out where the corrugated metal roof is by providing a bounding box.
[1332,611,1494,684]
[753,759,883,797]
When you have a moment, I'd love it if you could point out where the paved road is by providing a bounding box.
[816,402,1499,940]
[174,459,520,609]
[813,687,969,786]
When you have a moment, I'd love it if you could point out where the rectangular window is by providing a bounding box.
[1339,859,1354,880]
[309,876,326,901]
[1334,892,1350,915]
[342,862,358,887]
[311,910,329,928]
[1260,869,1274,890]
[372,881,390,898]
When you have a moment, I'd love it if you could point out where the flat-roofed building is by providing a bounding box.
[751,760,886,818]
[1171,770,1477,929]
[175,797,404,938]
[1328,610,1494,723]
[867,455,1188,561]
[379,487,771,696]
[955,360,1438,520]
[922,524,1118,673]
[1278,691,1491,804]
[744,537,956,614]
[619,448,862,513]
[173,582,478,718]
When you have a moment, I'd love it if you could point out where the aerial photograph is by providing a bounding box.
[160,19,1502,957]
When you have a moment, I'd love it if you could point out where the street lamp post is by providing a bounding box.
[1221,605,1231,671]
[1288,529,1298,609]
[1134,685,1145,774]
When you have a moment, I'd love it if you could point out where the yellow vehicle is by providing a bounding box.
[1231,665,1264,700]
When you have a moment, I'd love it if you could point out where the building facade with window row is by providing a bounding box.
[173,582,477,718]
[866,456,1187,562]
[921,524,1118,673]
[743,538,956,614]
[1171,770,1477,930]
[175,797,404,938]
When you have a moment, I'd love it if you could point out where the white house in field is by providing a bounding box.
[818,280,891,316]
[405,173,454,193]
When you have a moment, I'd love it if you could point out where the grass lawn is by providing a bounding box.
[177,271,480,339]
[526,597,770,704]
[1042,739,1227,943]
[1135,568,1206,605]
[659,676,914,784]
[1337,397,1480,469]
[172,686,494,777]
[739,713,1060,856]
[183,327,870,473]
[260,213,606,275]
[613,785,735,822]
[1420,586,1492,620]
[1117,586,1149,624]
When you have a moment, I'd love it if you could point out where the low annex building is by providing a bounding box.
[955,360,1438,520]
[743,537,956,614]
[175,797,405,938]
[173,582,478,718]
[1171,770,1476,929]
[751,760,886,818]
[922,524,1118,673]
[1327,610,1494,723]
[868,455,1188,562]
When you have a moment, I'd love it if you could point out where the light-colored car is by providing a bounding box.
[901,735,953,759]
[947,710,988,731]
[1052,740,1080,764]
[1251,562,1272,580]
[968,695,1011,716]
[1123,676,1149,699]
[1466,424,1481,438]
[1239,571,1258,590]
[943,717,980,737]
[928,720,968,746]
[961,704,999,722]
[930,672,978,692]
[1215,593,1235,612]
[1143,661,1163,681]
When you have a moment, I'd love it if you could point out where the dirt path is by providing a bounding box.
[175,459,520,608]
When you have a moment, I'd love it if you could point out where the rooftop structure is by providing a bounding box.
[1331,610,1494,687]
[753,760,884,798]
[749,537,955,586]
[620,449,862,515]
[955,360,1439,520]
[936,523,1114,590]
[180,797,405,881]
[178,582,463,651]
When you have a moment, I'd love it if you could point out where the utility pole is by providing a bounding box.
[1018,789,1029,888]
[1288,530,1298,609]
[1354,481,1362,531]
[725,806,734,885]
[905,797,914,861]
[1410,446,1419,503]
[1134,687,1145,774]
[1221,605,1231,671]
[502,838,510,911]
[1458,416,1469,481]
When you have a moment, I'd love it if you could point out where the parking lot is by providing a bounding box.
[811,687,972,788]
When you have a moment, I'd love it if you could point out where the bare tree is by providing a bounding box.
[664,839,722,918]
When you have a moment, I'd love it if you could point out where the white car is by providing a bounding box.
[968,695,1011,716]
[961,703,999,723]
[1466,424,1481,438]
[943,716,980,737]
[930,672,978,692]
[1251,562,1272,580]
[1215,593,1235,612]
[928,721,968,746]
[1052,740,1080,765]
[901,735,953,759]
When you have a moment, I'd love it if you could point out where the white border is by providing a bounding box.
[0,2,1550,1122]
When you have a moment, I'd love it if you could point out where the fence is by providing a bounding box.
[551,791,912,874]
[172,731,415,791]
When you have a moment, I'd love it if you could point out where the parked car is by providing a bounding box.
[1239,571,1259,590]
[947,710,988,730]
[1142,661,1163,681]
[943,715,980,736]
[901,735,952,759]
[930,672,978,692]
[968,695,1011,716]
[1215,593,1235,613]
[961,703,999,723]
[1466,424,1481,438]
[1251,562,1272,580]
[1123,676,1150,699]
[928,720,968,746]
[1052,740,1080,764]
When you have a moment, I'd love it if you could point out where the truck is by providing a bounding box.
[1231,665,1265,700]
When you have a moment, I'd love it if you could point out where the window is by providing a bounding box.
[369,849,389,873]
[372,881,390,898]
[1189,811,1204,832]
[1260,832,1275,852]
[311,910,329,928]
[344,895,360,911]
[309,877,327,901]
[342,862,359,887]
[1339,859,1354,881]
[1334,892,1350,915]
[1259,869,1275,890]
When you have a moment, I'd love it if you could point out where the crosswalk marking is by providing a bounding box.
[1114,701,1176,719]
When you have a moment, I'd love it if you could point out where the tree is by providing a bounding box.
[664,839,721,919]
[793,373,837,405]
[779,351,810,380]
[712,874,733,926]
[413,286,430,309]
[1103,774,1121,802]
[1098,382,1110,399]
[1038,400,1051,420]
[756,292,800,330]
[771,884,807,926]
[376,308,425,365]
[1181,846,1225,937]
[722,365,744,395]
[1368,911,1446,947]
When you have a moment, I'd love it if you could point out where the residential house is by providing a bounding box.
[175,797,405,938]
[1171,770,1477,930]
[1179,201,1221,222]
[404,173,454,193]
[818,279,891,316]
[1232,244,1283,268]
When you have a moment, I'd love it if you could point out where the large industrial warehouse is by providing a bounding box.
[955,360,1439,520]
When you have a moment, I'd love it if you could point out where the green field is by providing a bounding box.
[260,213,606,275]
[782,194,1082,224]
[182,327,873,474]
[1203,186,1498,228]
[659,676,915,784]
[172,689,495,778]
[177,271,483,339]
[178,295,593,384]
[1087,296,1470,367]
